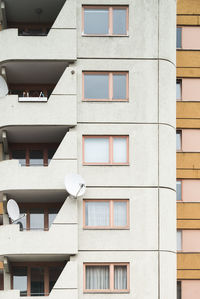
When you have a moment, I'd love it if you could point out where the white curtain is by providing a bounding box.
[84,138,109,163]
[114,266,127,290]
[113,137,127,163]
[86,266,109,289]
[114,201,127,226]
[86,201,109,226]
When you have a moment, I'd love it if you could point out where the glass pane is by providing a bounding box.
[30,210,44,230]
[31,267,44,296]
[114,201,127,226]
[113,9,127,35]
[84,74,109,99]
[176,181,182,201]
[177,230,182,251]
[113,74,127,99]
[48,148,56,165]
[113,137,127,163]
[176,81,181,100]
[12,150,26,166]
[176,131,181,150]
[84,137,109,163]
[85,201,110,226]
[48,209,58,227]
[29,150,43,166]
[177,27,182,48]
[13,267,27,296]
[86,266,109,289]
[177,281,181,299]
[84,9,109,34]
[114,265,127,289]
[49,266,63,293]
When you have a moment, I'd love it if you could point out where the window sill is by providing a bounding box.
[84,290,129,294]
[82,99,129,102]
[83,163,130,166]
[82,34,129,37]
[83,227,130,230]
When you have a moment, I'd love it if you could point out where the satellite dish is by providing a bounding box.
[7,199,26,226]
[64,174,86,198]
[0,76,8,98]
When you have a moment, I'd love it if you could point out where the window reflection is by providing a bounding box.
[13,267,27,296]
[31,267,44,296]
[30,210,44,230]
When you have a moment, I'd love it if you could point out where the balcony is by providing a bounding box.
[0,0,76,62]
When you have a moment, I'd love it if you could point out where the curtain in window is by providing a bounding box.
[114,266,127,290]
[114,201,127,226]
[85,201,109,226]
[86,266,109,289]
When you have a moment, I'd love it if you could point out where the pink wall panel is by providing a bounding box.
[182,230,200,252]
[182,129,200,152]
[182,280,200,299]
[182,180,200,202]
[182,79,200,101]
[182,27,200,49]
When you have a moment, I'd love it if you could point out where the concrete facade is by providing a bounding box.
[0,0,176,298]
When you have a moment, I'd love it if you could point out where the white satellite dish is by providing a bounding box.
[7,199,26,224]
[64,174,86,198]
[0,76,8,98]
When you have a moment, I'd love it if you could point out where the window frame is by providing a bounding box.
[176,130,182,152]
[18,202,61,231]
[82,6,129,36]
[82,135,129,165]
[177,280,182,299]
[82,71,129,101]
[11,262,65,297]
[83,263,130,293]
[9,143,58,166]
[176,79,182,101]
[176,180,182,202]
[83,199,129,229]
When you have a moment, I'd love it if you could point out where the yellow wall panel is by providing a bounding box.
[177,67,200,78]
[178,253,200,270]
[177,270,200,280]
[177,219,200,229]
[177,202,200,219]
[177,169,200,179]
[177,15,200,25]
[0,202,3,214]
[177,152,200,169]
[177,0,200,15]
[177,51,200,68]
[177,102,200,119]
[0,262,3,269]
[177,119,200,129]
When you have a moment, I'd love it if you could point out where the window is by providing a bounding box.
[176,131,182,151]
[84,199,129,229]
[177,27,182,48]
[9,143,58,166]
[83,136,129,165]
[84,263,129,293]
[176,181,182,201]
[176,79,182,100]
[177,230,182,251]
[83,72,128,101]
[12,263,64,296]
[83,6,128,36]
[18,203,60,231]
[177,281,181,299]
[0,272,4,290]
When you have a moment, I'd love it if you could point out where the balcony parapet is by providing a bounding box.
[0,94,76,127]
[0,159,77,191]
[0,28,76,62]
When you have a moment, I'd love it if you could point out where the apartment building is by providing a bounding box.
[0,0,176,298]
[177,1,200,299]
